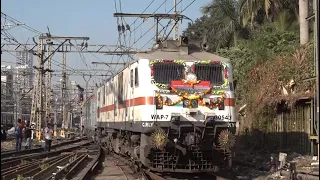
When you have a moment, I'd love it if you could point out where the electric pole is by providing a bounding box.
[3,34,147,140]
[314,0,319,159]
[54,110,57,137]
[173,0,180,40]
[61,51,67,137]
[45,38,53,124]
[35,38,44,141]
[114,13,190,43]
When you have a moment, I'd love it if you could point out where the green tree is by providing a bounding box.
[239,0,299,29]
[184,0,250,52]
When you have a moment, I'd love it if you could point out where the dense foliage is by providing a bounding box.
[183,0,315,130]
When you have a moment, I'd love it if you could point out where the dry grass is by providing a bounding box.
[245,45,314,129]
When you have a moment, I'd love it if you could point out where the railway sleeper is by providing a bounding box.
[2,154,69,180]
[31,153,76,180]
[64,154,92,179]
[0,138,83,159]
[1,161,38,176]
[104,149,165,180]
[1,141,91,168]
[68,147,101,180]
[52,154,88,180]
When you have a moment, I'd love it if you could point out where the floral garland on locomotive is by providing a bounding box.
[150,59,229,109]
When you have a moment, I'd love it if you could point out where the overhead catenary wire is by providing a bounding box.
[1,11,115,84]
[138,0,195,50]
[100,0,188,80]
[1,40,105,81]
[109,0,136,71]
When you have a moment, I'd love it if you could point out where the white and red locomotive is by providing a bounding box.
[82,47,236,173]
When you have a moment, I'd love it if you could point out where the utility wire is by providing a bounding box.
[138,0,195,50]
[129,0,184,50]
[1,39,105,81]
[1,11,113,82]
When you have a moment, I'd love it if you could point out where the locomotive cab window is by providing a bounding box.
[194,63,224,85]
[135,67,139,87]
[118,72,124,104]
[130,69,134,87]
[102,86,105,105]
[153,63,184,86]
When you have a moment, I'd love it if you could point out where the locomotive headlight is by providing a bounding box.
[186,73,197,82]
[183,99,198,108]
[191,100,198,108]
[170,113,180,123]
[183,99,189,107]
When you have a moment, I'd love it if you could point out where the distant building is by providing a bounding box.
[16,49,34,94]
[16,49,33,68]
[15,65,34,94]
[1,65,14,112]
[1,65,14,98]
[70,81,79,101]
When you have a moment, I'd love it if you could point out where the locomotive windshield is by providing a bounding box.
[194,63,224,85]
[153,63,184,85]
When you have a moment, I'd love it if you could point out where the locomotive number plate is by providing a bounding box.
[151,114,169,120]
[213,115,231,120]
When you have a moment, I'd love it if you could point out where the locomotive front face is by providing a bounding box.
[144,59,236,172]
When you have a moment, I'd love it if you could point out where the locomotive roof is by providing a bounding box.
[102,50,231,85]
[135,50,231,63]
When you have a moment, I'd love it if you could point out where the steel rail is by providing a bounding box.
[69,147,102,180]
[0,138,83,159]
[0,141,92,169]
[1,154,69,180]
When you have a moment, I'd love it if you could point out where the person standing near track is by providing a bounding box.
[14,119,24,152]
[44,123,54,152]
[24,121,33,149]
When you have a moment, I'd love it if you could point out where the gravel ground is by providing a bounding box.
[232,151,318,180]
[1,136,60,151]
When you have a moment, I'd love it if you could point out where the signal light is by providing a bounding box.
[79,93,84,102]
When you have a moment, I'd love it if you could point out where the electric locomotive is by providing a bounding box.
[83,38,236,173]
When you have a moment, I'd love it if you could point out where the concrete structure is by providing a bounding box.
[1,65,14,98]
[16,49,34,95]
[1,65,14,112]
[16,49,33,68]
[70,81,79,103]
[15,64,34,95]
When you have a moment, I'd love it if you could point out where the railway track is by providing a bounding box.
[1,138,84,159]
[92,147,232,180]
[1,140,101,180]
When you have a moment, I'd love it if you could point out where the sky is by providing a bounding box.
[1,0,211,87]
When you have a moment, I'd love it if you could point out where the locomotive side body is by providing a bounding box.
[82,95,97,133]
[93,51,236,173]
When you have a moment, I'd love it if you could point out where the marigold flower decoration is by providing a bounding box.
[151,128,167,150]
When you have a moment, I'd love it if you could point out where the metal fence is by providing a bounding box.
[239,99,317,155]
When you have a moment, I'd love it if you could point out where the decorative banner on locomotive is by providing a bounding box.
[170,74,211,90]
[152,59,229,109]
